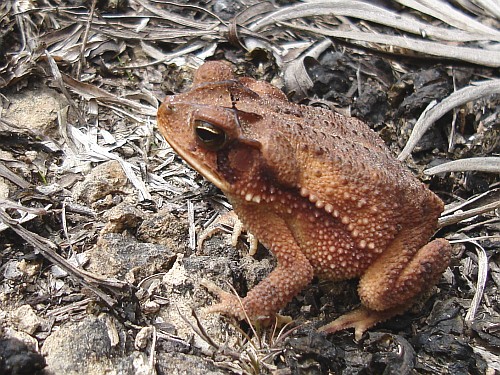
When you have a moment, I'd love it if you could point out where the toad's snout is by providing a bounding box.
[158,96,176,117]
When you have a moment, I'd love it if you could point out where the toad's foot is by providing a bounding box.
[200,279,293,327]
[197,211,258,255]
[318,306,405,341]
[200,279,246,320]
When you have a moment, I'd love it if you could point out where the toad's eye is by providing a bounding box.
[194,120,227,151]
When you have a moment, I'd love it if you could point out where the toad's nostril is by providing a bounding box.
[159,101,175,116]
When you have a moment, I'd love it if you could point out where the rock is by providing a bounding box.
[86,232,176,282]
[101,202,145,234]
[134,327,153,350]
[137,209,189,253]
[72,160,130,205]
[0,336,46,375]
[41,313,227,375]
[11,305,41,335]
[41,314,152,375]
[0,85,64,135]
[3,261,22,281]
[156,352,224,375]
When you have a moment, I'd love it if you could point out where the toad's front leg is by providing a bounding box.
[203,214,314,321]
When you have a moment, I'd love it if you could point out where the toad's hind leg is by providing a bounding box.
[319,235,452,340]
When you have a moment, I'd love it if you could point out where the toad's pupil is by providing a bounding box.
[194,121,226,150]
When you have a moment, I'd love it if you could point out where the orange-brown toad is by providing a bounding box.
[157,61,452,339]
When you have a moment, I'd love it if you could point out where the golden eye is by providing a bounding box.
[194,120,227,151]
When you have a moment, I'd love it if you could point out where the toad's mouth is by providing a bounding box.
[170,135,231,192]
[157,101,231,192]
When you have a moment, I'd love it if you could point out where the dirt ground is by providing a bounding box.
[0,1,499,374]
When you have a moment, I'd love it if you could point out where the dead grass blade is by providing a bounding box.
[61,74,157,117]
[187,199,196,250]
[45,50,87,126]
[0,163,30,189]
[468,0,500,18]
[425,158,500,175]
[117,41,206,69]
[69,125,152,201]
[393,0,499,35]
[249,1,500,41]
[43,23,125,64]
[0,199,48,233]
[457,237,489,324]
[134,0,220,30]
[439,189,500,228]
[244,1,499,68]
[280,24,500,67]
[283,39,332,100]
[75,0,97,79]
[399,79,500,161]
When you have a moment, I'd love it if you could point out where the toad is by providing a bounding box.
[157,61,452,339]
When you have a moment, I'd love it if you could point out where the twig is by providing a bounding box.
[76,0,97,79]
